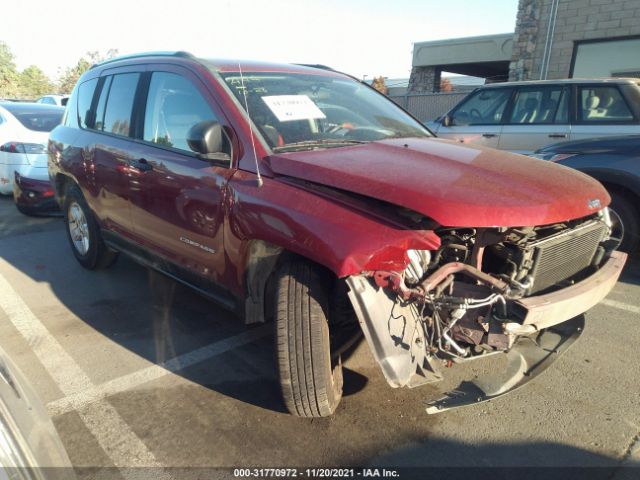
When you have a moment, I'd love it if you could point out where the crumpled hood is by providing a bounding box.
[268,137,610,227]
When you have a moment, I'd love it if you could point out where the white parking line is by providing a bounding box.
[601,299,640,315]
[47,324,271,417]
[0,266,170,477]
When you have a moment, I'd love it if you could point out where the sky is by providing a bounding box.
[4,0,518,82]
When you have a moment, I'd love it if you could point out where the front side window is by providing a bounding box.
[219,71,430,151]
[451,88,511,126]
[102,73,140,136]
[143,72,218,152]
[508,87,567,124]
[578,86,634,122]
[77,78,98,129]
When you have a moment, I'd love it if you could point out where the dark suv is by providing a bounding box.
[49,52,626,417]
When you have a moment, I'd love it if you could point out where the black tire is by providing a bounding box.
[609,191,639,255]
[63,185,118,269]
[275,260,343,417]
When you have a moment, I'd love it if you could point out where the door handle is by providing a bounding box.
[129,158,153,172]
[548,133,568,138]
[482,133,497,138]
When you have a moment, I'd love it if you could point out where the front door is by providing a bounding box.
[435,87,512,149]
[127,69,234,286]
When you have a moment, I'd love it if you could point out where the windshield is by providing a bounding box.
[220,71,431,151]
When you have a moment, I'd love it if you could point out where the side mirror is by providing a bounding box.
[442,114,453,127]
[187,120,230,162]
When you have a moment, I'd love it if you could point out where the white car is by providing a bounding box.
[427,78,640,155]
[0,103,64,195]
[35,94,69,106]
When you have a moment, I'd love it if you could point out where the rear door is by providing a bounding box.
[435,87,512,149]
[89,70,144,237]
[498,85,570,154]
[126,67,235,287]
[570,84,640,142]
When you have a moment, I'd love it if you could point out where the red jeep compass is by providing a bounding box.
[48,52,627,417]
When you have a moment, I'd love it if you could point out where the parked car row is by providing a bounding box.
[43,51,630,418]
[427,78,640,154]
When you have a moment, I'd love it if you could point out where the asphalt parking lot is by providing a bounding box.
[0,194,639,479]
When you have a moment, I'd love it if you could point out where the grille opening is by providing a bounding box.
[528,221,608,294]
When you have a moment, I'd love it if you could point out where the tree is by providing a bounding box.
[371,76,388,95]
[58,49,118,94]
[20,65,53,98]
[0,41,20,98]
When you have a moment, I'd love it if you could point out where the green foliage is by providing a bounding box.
[57,49,118,95]
[20,65,53,97]
[0,41,118,99]
[0,41,20,98]
[57,57,92,95]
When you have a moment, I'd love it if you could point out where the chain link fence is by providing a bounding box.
[389,92,470,122]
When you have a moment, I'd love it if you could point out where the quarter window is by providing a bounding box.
[508,87,567,124]
[77,78,98,129]
[102,73,140,136]
[143,72,218,153]
[451,88,511,126]
[578,86,634,122]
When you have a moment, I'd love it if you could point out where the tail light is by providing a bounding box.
[0,142,47,154]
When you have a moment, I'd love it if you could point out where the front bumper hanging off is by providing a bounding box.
[425,315,584,414]
[347,251,627,414]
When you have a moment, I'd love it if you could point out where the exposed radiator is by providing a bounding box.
[528,220,608,294]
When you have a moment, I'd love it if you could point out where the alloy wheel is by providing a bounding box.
[67,202,90,255]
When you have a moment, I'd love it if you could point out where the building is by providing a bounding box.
[409,0,640,92]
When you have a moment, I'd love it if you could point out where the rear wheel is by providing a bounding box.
[63,185,118,269]
[609,191,639,254]
[275,260,343,417]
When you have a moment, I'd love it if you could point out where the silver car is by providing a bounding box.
[427,78,640,154]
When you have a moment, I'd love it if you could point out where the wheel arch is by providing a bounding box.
[53,173,77,209]
[242,238,336,325]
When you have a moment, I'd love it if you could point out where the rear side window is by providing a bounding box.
[143,72,218,153]
[578,86,634,122]
[508,87,568,124]
[102,73,140,136]
[451,88,511,126]
[77,79,98,128]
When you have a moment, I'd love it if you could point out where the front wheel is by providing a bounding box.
[275,260,343,417]
[63,185,118,270]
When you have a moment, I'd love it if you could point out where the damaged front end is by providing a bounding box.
[346,209,627,413]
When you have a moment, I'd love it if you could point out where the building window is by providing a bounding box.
[572,37,640,79]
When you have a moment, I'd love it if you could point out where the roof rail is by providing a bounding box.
[90,51,195,69]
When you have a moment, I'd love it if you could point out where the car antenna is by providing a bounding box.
[238,63,264,188]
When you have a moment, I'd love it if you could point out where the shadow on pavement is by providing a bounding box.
[0,193,366,415]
